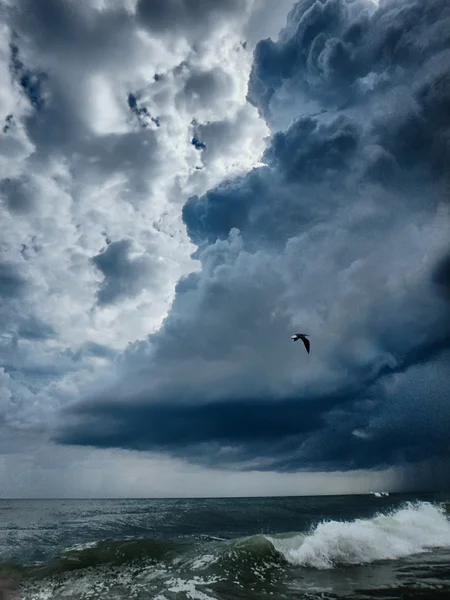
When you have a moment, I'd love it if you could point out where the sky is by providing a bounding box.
[0,0,449,498]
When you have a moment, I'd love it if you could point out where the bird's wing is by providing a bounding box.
[301,336,310,353]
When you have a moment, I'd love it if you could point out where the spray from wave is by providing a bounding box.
[268,502,450,569]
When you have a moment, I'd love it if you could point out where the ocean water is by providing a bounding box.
[1,493,450,599]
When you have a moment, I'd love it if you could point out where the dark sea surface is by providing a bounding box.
[1,493,450,599]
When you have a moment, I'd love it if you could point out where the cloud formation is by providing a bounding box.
[0,0,267,448]
[56,0,450,483]
[136,0,248,39]
[92,239,159,305]
[1,0,449,496]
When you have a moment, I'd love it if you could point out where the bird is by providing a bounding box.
[291,333,310,354]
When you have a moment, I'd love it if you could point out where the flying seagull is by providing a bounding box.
[291,333,310,354]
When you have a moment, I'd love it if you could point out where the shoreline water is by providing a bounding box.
[1,493,449,599]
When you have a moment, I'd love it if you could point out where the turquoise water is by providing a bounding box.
[1,493,450,599]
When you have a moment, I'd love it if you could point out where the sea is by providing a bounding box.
[1,493,450,600]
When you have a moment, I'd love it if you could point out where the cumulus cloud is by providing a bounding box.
[56,0,450,487]
[1,0,449,495]
[91,239,160,305]
[136,0,250,40]
[0,0,267,462]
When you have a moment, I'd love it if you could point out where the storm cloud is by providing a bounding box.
[56,0,450,483]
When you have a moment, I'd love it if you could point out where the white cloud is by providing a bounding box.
[0,0,282,496]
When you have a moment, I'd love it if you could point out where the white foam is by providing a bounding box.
[268,502,450,569]
[167,576,221,600]
[191,554,219,570]
[63,541,99,552]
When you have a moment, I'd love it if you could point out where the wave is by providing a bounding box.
[267,501,450,569]
[9,501,450,583]
[20,537,191,579]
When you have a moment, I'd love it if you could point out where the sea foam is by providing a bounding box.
[268,502,450,569]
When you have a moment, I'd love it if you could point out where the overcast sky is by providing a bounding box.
[0,0,449,498]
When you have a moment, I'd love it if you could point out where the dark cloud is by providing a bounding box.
[0,178,35,214]
[182,176,259,246]
[262,114,360,183]
[247,0,450,129]
[247,0,371,125]
[191,136,206,150]
[92,240,156,305]
[9,40,48,110]
[136,0,244,38]
[0,263,26,299]
[433,251,450,301]
[57,396,331,456]
[2,114,14,134]
[372,68,450,180]
[57,333,450,471]
[56,0,450,483]
[7,0,136,67]
[182,115,361,248]
[16,316,55,341]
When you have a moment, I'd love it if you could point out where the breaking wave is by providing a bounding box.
[267,501,450,569]
[9,500,450,596]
